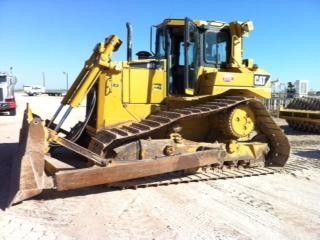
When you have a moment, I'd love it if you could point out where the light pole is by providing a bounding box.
[62,71,69,90]
[42,72,46,87]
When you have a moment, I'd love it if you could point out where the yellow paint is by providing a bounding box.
[66,19,272,135]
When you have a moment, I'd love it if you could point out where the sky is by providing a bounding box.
[0,0,319,90]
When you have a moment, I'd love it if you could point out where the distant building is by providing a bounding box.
[294,80,309,97]
[271,80,286,94]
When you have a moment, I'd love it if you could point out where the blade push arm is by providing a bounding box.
[48,35,122,131]
[62,35,122,108]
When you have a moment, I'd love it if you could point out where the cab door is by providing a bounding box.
[183,18,199,95]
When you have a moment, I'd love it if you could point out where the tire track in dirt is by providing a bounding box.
[56,188,178,240]
[223,170,320,215]
[111,185,248,240]
[149,182,287,240]
[203,174,320,239]
[7,198,77,227]
[0,211,73,240]
[6,157,320,239]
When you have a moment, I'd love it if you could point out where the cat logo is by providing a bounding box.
[254,74,269,86]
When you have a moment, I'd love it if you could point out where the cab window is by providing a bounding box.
[204,30,229,66]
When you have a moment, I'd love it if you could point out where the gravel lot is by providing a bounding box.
[0,92,320,240]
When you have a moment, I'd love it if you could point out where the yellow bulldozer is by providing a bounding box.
[10,18,290,205]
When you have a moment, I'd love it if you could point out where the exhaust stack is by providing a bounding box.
[126,22,133,62]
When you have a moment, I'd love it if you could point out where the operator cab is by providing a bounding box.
[154,18,231,96]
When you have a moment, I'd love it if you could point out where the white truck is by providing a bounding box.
[0,72,17,116]
[23,85,46,96]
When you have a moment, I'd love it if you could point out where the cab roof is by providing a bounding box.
[157,18,228,28]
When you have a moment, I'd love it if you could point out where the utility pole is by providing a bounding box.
[42,72,46,87]
[62,71,69,90]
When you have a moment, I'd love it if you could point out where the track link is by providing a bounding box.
[110,160,312,189]
[89,96,289,166]
[110,167,276,189]
[82,96,291,189]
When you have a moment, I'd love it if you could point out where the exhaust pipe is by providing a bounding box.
[126,22,133,62]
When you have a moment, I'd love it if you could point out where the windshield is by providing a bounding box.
[0,76,7,83]
[204,29,230,66]
[155,28,166,58]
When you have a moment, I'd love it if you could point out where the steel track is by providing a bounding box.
[83,96,291,188]
[89,96,290,167]
[109,159,315,189]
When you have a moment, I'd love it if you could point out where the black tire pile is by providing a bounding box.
[286,97,320,133]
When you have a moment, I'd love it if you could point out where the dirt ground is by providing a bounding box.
[0,92,319,240]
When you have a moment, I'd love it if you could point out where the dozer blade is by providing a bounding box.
[9,104,47,206]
